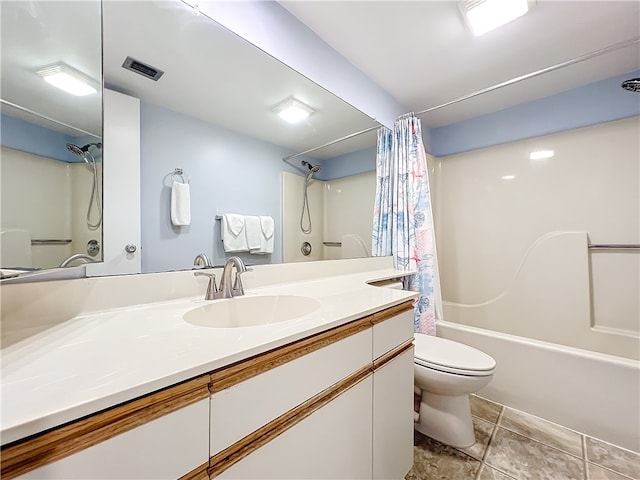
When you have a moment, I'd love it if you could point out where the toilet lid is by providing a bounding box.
[414,334,496,376]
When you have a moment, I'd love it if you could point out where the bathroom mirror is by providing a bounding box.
[102,0,380,273]
[0,0,103,276]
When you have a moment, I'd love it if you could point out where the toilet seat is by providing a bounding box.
[414,334,496,376]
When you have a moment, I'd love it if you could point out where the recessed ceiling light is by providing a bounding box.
[273,98,315,124]
[36,63,97,96]
[529,150,555,160]
[459,0,534,36]
[501,175,516,180]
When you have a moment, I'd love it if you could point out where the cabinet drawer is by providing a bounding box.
[217,375,374,480]
[18,399,209,480]
[373,308,414,359]
[210,328,372,456]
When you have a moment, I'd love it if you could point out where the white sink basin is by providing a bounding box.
[184,295,321,328]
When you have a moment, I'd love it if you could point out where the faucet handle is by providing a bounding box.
[232,268,252,296]
[194,271,219,300]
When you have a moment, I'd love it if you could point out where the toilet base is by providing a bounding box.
[415,391,475,448]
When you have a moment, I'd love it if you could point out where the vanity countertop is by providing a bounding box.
[1,267,416,446]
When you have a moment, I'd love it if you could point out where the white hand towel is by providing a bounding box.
[245,215,262,252]
[256,215,274,254]
[171,181,191,226]
[221,213,248,252]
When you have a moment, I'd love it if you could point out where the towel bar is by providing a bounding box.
[31,239,72,245]
[323,242,342,247]
[588,244,640,250]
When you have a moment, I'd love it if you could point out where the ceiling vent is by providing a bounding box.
[121,57,164,81]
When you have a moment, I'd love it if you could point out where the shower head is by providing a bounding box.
[66,143,89,163]
[301,160,321,174]
[66,143,102,163]
[621,78,640,93]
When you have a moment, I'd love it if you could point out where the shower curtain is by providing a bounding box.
[372,114,438,335]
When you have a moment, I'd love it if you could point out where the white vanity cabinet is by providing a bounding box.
[372,308,415,480]
[373,349,415,480]
[16,399,209,480]
[217,376,374,479]
[2,300,415,480]
[209,303,415,480]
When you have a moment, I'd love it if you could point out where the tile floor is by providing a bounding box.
[406,395,640,480]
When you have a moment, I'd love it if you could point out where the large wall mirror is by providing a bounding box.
[1,0,103,277]
[102,1,380,273]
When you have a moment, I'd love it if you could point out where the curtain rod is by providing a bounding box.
[0,99,101,138]
[415,37,640,116]
[283,37,639,162]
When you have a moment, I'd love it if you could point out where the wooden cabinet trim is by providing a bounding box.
[373,340,415,372]
[0,375,210,480]
[179,461,210,480]
[208,317,371,395]
[371,301,414,325]
[209,300,414,395]
[208,364,373,478]
[0,299,414,480]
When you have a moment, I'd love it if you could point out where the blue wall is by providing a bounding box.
[140,102,305,272]
[430,70,640,157]
[320,146,376,180]
[0,113,81,162]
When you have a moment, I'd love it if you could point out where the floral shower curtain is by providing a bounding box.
[372,114,438,335]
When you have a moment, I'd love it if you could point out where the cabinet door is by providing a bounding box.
[373,309,414,359]
[210,329,372,456]
[217,376,373,480]
[18,399,209,479]
[373,348,414,480]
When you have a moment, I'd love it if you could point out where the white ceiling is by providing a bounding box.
[102,1,377,158]
[0,1,102,137]
[2,1,638,157]
[280,0,640,127]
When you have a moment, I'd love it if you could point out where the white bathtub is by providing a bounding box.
[437,320,640,454]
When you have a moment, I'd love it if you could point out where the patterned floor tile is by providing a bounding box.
[484,427,584,480]
[477,464,518,480]
[587,462,636,480]
[499,407,583,457]
[470,395,502,424]
[585,437,640,479]
[406,430,481,480]
[458,416,495,461]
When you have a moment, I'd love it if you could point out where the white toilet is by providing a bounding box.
[414,333,496,448]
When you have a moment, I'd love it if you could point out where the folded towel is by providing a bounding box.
[171,181,191,226]
[245,215,261,251]
[222,213,248,252]
[254,215,274,254]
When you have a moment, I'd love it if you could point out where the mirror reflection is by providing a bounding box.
[102,1,379,273]
[0,0,103,276]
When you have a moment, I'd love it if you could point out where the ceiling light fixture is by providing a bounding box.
[36,63,97,96]
[459,0,534,36]
[273,98,315,124]
[529,150,554,160]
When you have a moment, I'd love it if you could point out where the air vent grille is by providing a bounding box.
[121,57,164,81]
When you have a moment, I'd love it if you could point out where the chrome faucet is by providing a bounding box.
[193,253,212,269]
[193,256,250,300]
[219,256,249,298]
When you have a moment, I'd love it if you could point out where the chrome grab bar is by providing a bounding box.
[588,244,640,250]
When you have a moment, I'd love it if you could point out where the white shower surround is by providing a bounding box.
[433,116,640,453]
